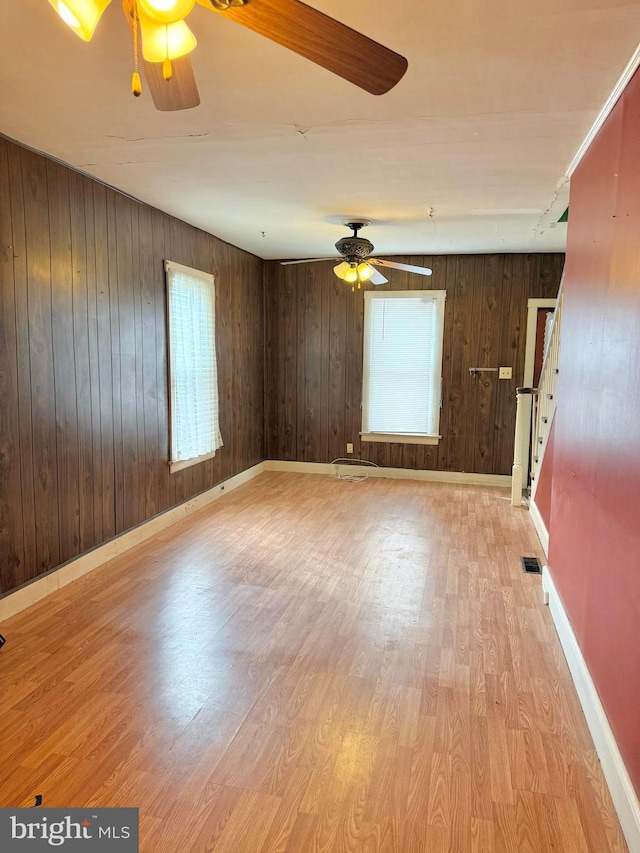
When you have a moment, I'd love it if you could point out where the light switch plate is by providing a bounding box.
[499,367,513,379]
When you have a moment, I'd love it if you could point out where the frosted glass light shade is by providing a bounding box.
[140,15,197,62]
[48,0,111,41]
[138,0,195,24]
[333,261,350,280]
[357,263,374,281]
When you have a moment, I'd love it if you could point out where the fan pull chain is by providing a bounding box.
[163,25,173,81]
[131,3,142,97]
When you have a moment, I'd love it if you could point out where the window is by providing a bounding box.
[166,260,223,472]
[361,290,446,444]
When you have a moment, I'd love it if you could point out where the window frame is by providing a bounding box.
[165,259,223,474]
[361,289,446,445]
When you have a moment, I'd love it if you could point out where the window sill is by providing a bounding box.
[360,433,441,446]
[169,449,217,473]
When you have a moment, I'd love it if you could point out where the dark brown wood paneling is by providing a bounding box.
[284,264,297,459]
[327,274,347,463]
[105,187,124,536]
[93,182,116,540]
[295,265,305,461]
[24,150,60,573]
[152,209,170,516]
[303,264,322,462]
[264,253,563,475]
[115,193,139,534]
[139,205,159,521]
[0,140,24,590]
[445,255,474,472]
[81,173,103,547]
[6,143,37,582]
[0,137,264,597]
[68,170,93,553]
[48,159,80,564]
[345,272,363,461]
[263,261,278,457]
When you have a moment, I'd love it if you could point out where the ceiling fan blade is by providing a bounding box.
[122,0,200,111]
[369,268,388,285]
[200,0,408,95]
[370,258,433,276]
[142,56,201,110]
[280,257,337,265]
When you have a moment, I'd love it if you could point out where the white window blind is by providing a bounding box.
[362,290,446,442]
[166,260,223,472]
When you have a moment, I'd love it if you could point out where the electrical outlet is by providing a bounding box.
[499,367,512,380]
[346,443,354,454]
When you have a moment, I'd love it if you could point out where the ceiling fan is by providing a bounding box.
[281,220,433,288]
[46,0,409,111]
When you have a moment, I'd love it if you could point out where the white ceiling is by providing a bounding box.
[1,1,639,260]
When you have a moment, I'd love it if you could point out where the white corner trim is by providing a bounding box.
[0,462,266,623]
[566,43,640,178]
[265,460,511,488]
[542,565,640,853]
[529,498,549,557]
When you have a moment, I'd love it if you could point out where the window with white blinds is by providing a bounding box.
[166,260,223,473]
[362,290,446,444]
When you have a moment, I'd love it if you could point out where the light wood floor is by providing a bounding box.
[0,473,628,851]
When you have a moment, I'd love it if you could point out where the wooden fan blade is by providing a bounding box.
[280,257,337,265]
[371,258,433,276]
[142,57,201,110]
[203,0,408,95]
[122,0,200,111]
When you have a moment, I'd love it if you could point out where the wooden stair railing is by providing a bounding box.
[511,290,563,507]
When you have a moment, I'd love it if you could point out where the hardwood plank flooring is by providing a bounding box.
[0,473,628,851]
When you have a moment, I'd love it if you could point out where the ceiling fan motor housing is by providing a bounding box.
[334,235,374,261]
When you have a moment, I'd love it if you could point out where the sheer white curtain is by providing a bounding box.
[362,291,446,438]
[166,261,223,468]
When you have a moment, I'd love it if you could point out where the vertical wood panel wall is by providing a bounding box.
[264,253,563,473]
[0,138,264,595]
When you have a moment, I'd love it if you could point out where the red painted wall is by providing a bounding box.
[548,69,640,794]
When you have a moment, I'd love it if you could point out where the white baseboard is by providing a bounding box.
[529,498,549,557]
[0,462,266,623]
[265,460,511,488]
[542,566,640,852]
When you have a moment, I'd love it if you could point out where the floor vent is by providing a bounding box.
[521,556,542,574]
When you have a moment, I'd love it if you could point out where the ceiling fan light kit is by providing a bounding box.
[335,263,375,288]
[47,0,408,110]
